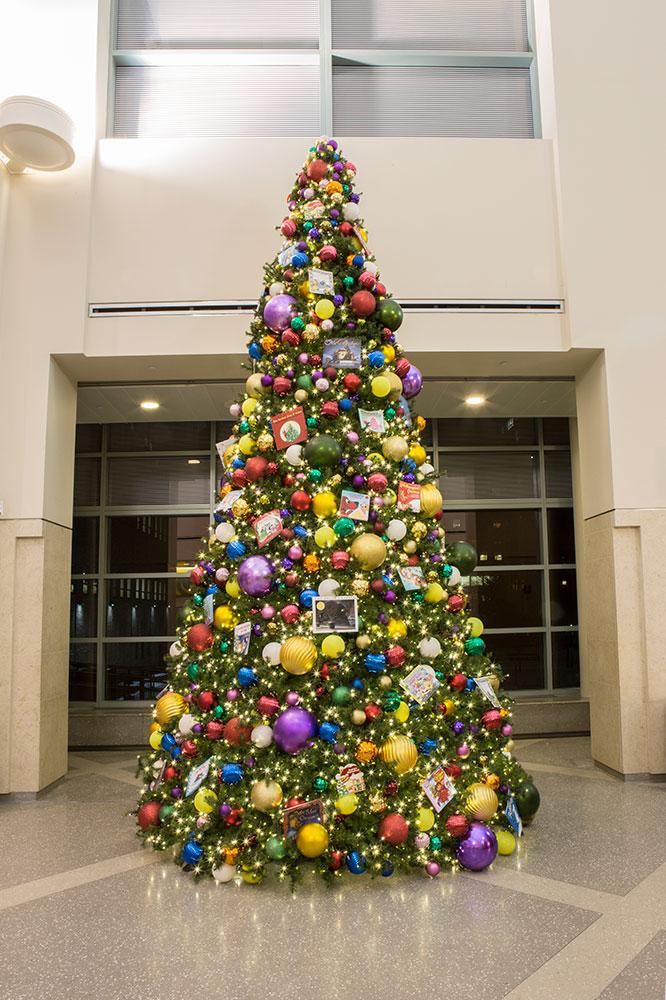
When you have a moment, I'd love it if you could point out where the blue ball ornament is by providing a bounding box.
[339,398,353,412]
[293,525,308,538]
[181,840,203,866]
[381,860,394,877]
[170,746,182,759]
[160,733,177,752]
[352,254,364,267]
[291,251,309,268]
[346,851,367,875]
[226,540,247,560]
[248,342,262,360]
[221,763,244,784]
[299,588,318,608]
[231,457,245,469]
[465,677,476,691]
[418,737,438,756]
[365,652,386,674]
[368,350,385,368]
[319,721,341,744]
[237,667,258,687]
[351,677,365,691]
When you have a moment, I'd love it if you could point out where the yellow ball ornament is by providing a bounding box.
[312,491,337,517]
[280,636,317,675]
[468,617,484,637]
[424,582,446,603]
[155,691,186,726]
[225,578,240,599]
[296,822,330,858]
[240,863,264,885]
[241,397,257,417]
[392,701,410,723]
[382,345,396,363]
[371,375,391,397]
[442,698,455,716]
[335,794,359,815]
[149,721,161,734]
[420,482,443,517]
[238,434,256,456]
[496,830,517,855]
[214,605,237,630]
[149,729,163,750]
[250,780,283,812]
[194,787,218,814]
[321,634,346,659]
[380,735,418,775]
[315,298,335,320]
[350,532,387,570]
[409,444,427,466]
[382,435,409,461]
[416,807,435,832]
[464,783,499,822]
[314,525,336,548]
[387,618,407,639]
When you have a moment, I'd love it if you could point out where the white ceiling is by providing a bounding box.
[76,378,575,424]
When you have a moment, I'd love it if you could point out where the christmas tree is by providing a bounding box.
[135,138,540,884]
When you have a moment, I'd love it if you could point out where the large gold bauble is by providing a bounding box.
[155,691,186,726]
[232,498,250,519]
[245,372,268,399]
[385,370,403,401]
[420,483,444,517]
[350,533,387,570]
[280,636,317,675]
[250,780,283,812]
[464,782,499,822]
[379,735,418,775]
[382,435,409,462]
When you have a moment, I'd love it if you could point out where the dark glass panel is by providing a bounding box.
[70,579,98,638]
[71,517,99,574]
[437,417,537,446]
[107,515,208,573]
[552,632,581,688]
[549,569,578,626]
[105,577,190,637]
[107,421,210,452]
[69,644,97,701]
[443,509,541,565]
[547,508,576,564]
[466,570,543,628]
[104,642,169,701]
[486,632,545,690]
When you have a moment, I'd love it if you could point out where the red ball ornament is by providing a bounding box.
[298,171,308,187]
[190,565,205,586]
[351,289,377,317]
[375,282,387,296]
[315,685,327,698]
[137,801,161,830]
[319,245,337,262]
[266,462,278,476]
[385,781,399,797]
[280,604,300,624]
[445,763,462,779]
[377,812,409,846]
[286,796,306,809]
[319,663,330,680]
[450,673,467,693]
[323,366,337,380]
[339,221,353,236]
[225,807,243,826]
[281,218,297,237]
[365,703,382,723]
[331,550,350,571]
[386,645,406,668]
[343,372,361,393]
[224,717,252,746]
[256,694,281,717]
[447,594,465,613]
[373,521,386,535]
[244,456,268,482]
[273,376,292,396]
[283,268,294,281]
[283,473,296,487]
[371,578,385,594]
[307,158,328,181]
[281,330,300,347]
[232,468,248,488]
[181,740,198,758]
[367,472,388,493]
[329,850,344,871]
[197,690,216,712]
[395,358,411,379]
[359,271,376,289]
[445,814,469,839]
[285,572,299,588]
[187,623,214,652]
[321,401,339,420]
[205,720,225,740]
[164,765,178,780]
[482,709,502,730]
[291,489,311,511]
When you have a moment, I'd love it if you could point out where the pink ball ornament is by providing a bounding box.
[482,709,502,730]
[215,567,230,584]
[285,691,300,706]
[347,431,359,445]
[280,604,300,624]
[196,814,209,829]
[226,689,239,702]
[315,378,330,392]
[331,550,351,571]
[502,723,513,736]
[456,743,471,759]
[261,605,275,620]
[229,403,241,419]
[367,472,388,493]
[288,545,303,561]
[425,861,441,878]
[319,245,337,262]
[190,565,205,586]
[281,218,297,237]
[414,832,430,850]
[298,352,309,364]
[359,271,376,289]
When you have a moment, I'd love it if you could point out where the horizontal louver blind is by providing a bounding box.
[331,0,529,51]
[333,65,533,137]
[439,452,539,501]
[107,457,211,505]
[116,0,319,49]
[114,65,320,137]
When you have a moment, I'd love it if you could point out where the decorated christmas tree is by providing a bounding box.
[135,138,540,884]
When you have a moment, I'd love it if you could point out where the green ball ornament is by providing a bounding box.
[343,275,355,288]
[213,704,225,719]
[277,582,287,591]
[239,419,250,433]
[304,434,342,467]
[219,640,229,653]
[265,836,287,860]
[303,221,313,232]
[291,316,305,332]
[411,592,425,603]
[159,804,175,822]
[297,374,313,390]
[309,468,322,482]
[377,298,404,331]
[440,563,453,578]
[447,541,478,576]
[382,691,402,712]
[313,776,329,792]
[384,407,396,420]
[515,781,541,823]
[334,516,355,537]
[306,416,318,429]
[464,637,486,656]
[192,594,203,607]
[430,835,442,851]
[434,671,445,681]
[342,183,350,193]
[332,686,351,706]
[187,662,199,681]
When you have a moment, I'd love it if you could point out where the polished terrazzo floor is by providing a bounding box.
[2,738,666,1000]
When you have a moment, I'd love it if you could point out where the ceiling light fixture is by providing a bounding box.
[187,459,201,465]
[140,400,160,411]
[464,394,486,407]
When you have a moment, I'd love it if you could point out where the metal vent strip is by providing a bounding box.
[89,298,564,318]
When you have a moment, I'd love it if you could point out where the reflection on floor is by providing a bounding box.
[1,737,666,1000]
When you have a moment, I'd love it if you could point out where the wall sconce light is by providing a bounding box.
[0,95,74,174]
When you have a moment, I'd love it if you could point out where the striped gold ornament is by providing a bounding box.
[155,691,186,726]
[379,735,418,775]
[280,636,318,675]
[420,482,444,517]
[464,782,499,822]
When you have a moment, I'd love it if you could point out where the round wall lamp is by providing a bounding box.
[0,95,75,174]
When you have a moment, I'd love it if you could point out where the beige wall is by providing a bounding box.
[1,0,665,786]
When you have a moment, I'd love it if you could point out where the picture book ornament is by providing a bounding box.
[134,137,540,886]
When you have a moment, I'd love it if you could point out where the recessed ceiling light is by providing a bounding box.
[464,394,486,407]
[140,400,160,411]
[187,459,201,465]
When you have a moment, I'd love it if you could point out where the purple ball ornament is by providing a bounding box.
[285,691,300,706]
[452,721,465,735]
[261,374,274,387]
[456,822,498,871]
[272,706,317,755]
[425,861,441,878]
[263,294,296,333]
[402,364,424,399]
[237,555,274,597]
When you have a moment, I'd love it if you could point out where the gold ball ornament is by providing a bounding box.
[225,578,240,599]
[280,636,317,675]
[489,675,500,692]
[241,397,257,417]
[245,372,268,398]
[356,634,371,650]
[155,692,186,726]
[350,533,387,570]
[296,822,330,858]
[231,497,250,519]
[355,740,378,763]
[257,432,274,452]
[352,578,370,597]
[420,483,443,517]
[238,434,256,456]
[409,444,427,466]
[382,435,409,461]
[380,735,418,775]
[351,709,367,726]
[371,375,391,398]
[294,389,308,404]
[250,780,283,812]
[385,370,403,401]
[464,783,499,822]
[496,830,517,855]
[485,773,501,791]
[442,699,455,716]
[312,491,338,518]
[240,863,264,885]
[387,618,407,639]
[403,540,417,554]
[411,521,427,540]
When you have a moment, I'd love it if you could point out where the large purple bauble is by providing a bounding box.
[456,822,498,871]
[401,364,423,399]
[263,294,296,333]
[272,707,317,755]
[237,556,274,597]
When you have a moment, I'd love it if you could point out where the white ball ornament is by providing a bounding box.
[418,637,442,660]
[212,864,237,884]
[229,403,241,419]
[315,378,330,392]
[269,282,284,296]
[169,641,183,659]
[262,642,282,666]
[321,319,334,332]
[318,578,341,597]
[448,566,462,587]
[215,566,230,583]
[251,724,274,749]
[342,202,361,222]
[215,522,236,544]
[420,463,435,476]
[178,713,196,735]
[285,444,303,466]
[365,261,378,274]
[387,519,407,541]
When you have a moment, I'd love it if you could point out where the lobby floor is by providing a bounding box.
[2,738,666,1000]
